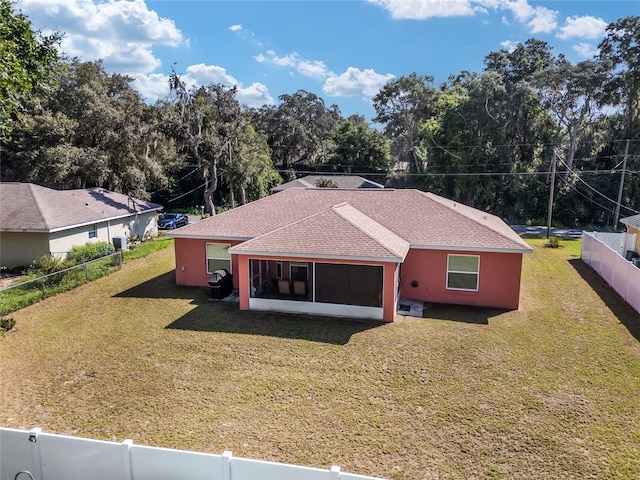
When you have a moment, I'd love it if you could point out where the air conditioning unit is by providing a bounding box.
[113,236,128,251]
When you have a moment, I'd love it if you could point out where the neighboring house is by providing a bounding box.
[621,213,640,254]
[271,175,383,193]
[0,182,162,269]
[169,188,532,322]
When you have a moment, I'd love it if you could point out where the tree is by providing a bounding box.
[0,0,60,140]
[2,59,178,197]
[166,73,241,214]
[533,57,608,175]
[328,114,391,175]
[598,16,640,139]
[372,73,438,173]
[223,120,280,205]
[314,177,338,188]
[254,90,342,169]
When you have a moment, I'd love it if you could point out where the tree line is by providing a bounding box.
[1,0,638,228]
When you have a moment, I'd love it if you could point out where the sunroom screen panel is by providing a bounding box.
[315,263,383,307]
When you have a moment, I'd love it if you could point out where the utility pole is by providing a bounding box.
[613,139,629,228]
[546,150,557,239]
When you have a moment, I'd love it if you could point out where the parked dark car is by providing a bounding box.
[158,213,188,230]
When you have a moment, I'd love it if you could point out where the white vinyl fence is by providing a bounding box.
[1,427,387,480]
[581,232,640,314]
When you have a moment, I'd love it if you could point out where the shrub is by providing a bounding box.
[66,241,115,265]
[0,317,16,332]
[545,237,562,248]
[29,254,68,277]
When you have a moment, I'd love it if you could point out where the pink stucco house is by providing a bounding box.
[169,188,532,322]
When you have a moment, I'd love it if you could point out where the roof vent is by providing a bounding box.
[85,202,89,206]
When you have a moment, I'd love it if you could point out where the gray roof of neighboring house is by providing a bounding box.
[174,188,532,255]
[0,183,163,233]
[271,175,384,192]
[621,214,640,230]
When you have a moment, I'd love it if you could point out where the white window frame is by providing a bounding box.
[276,260,283,279]
[206,243,231,274]
[88,224,97,239]
[446,254,480,292]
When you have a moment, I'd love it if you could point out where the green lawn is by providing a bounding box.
[1,238,639,479]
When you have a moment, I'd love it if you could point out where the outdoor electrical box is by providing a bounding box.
[113,236,128,251]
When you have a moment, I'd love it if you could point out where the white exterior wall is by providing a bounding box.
[49,223,112,255]
[130,211,159,240]
[250,298,384,321]
[48,212,159,255]
[0,232,50,268]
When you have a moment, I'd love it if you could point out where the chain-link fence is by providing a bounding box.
[0,252,123,316]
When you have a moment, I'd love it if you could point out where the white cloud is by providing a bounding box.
[297,60,331,80]
[229,23,262,46]
[237,83,275,108]
[557,15,608,40]
[131,65,273,107]
[367,0,480,19]
[525,7,557,33]
[323,67,395,97]
[500,40,518,52]
[369,0,559,34]
[17,0,185,74]
[254,50,299,68]
[254,50,334,80]
[572,42,598,58]
[182,63,239,86]
[130,73,171,101]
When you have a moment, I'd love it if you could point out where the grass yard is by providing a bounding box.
[1,238,639,479]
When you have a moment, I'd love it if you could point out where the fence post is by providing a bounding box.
[121,439,133,480]
[221,450,232,480]
[40,278,45,297]
[330,465,341,480]
[84,262,89,281]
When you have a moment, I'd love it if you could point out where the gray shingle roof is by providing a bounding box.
[230,203,411,261]
[271,175,384,192]
[174,188,532,254]
[0,183,162,232]
[621,214,640,230]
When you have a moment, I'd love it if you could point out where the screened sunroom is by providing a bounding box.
[246,257,388,320]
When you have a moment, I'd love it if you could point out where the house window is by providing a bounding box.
[276,261,283,279]
[447,254,479,291]
[206,243,231,274]
[88,224,97,239]
[290,262,308,282]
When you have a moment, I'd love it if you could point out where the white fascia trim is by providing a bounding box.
[410,244,533,254]
[169,234,251,241]
[228,249,402,264]
[47,208,163,233]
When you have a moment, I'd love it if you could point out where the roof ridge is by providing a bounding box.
[237,207,330,245]
[28,183,51,230]
[419,191,531,250]
[331,202,409,259]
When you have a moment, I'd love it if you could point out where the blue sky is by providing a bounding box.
[17,0,639,122]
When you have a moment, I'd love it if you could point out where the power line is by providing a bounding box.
[558,155,640,215]
[557,173,616,213]
[165,181,208,203]
[276,169,637,178]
